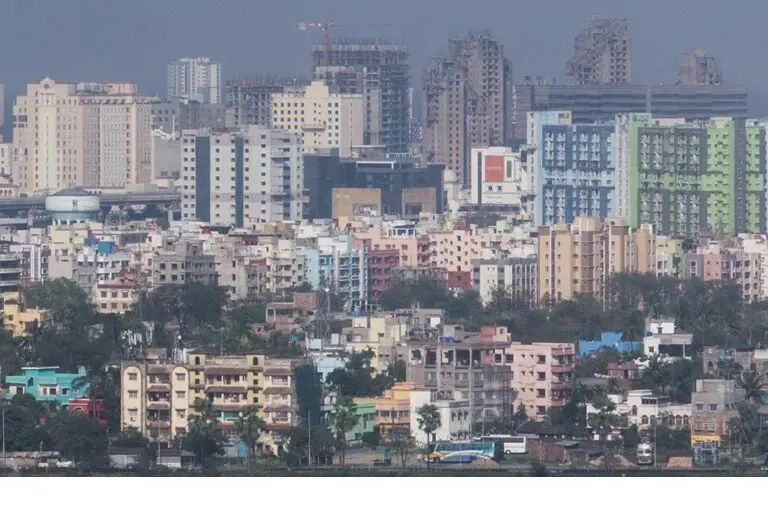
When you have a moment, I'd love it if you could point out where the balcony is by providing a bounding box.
[551,364,572,374]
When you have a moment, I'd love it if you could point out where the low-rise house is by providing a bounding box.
[409,388,471,445]
[4,366,89,406]
[642,320,692,361]
[109,448,145,469]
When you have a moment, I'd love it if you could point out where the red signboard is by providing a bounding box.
[484,155,504,183]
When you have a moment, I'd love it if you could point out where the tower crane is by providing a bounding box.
[298,21,413,70]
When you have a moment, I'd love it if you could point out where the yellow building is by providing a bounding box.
[120,350,303,455]
[2,292,46,337]
[537,217,656,303]
[342,314,408,372]
[355,382,418,440]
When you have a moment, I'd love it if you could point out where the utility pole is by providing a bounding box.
[2,401,5,474]
[307,408,312,468]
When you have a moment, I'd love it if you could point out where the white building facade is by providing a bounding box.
[166,57,222,104]
[271,81,363,158]
[180,125,303,227]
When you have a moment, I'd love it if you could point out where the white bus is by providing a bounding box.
[477,435,528,455]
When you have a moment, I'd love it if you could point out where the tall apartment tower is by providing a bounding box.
[225,75,309,129]
[180,125,304,227]
[12,78,153,193]
[271,80,364,158]
[167,57,222,104]
[678,48,723,85]
[537,217,655,303]
[566,17,631,85]
[312,40,410,154]
[423,31,507,207]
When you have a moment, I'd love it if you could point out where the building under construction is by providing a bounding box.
[422,31,508,205]
[312,39,410,154]
[224,75,309,129]
[566,17,631,85]
[678,48,723,85]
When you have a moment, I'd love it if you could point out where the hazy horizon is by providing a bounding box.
[2,0,768,135]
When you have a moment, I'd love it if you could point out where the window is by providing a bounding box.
[536,389,546,398]
[709,404,718,412]
[175,409,187,419]
[175,373,186,382]
[536,372,546,381]
[536,355,546,364]
[128,373,138,381]
[128,390,138,399]
[175,391,186,399]
[695,404,704,411]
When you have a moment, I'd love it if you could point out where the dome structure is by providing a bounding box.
[45,188,101,225]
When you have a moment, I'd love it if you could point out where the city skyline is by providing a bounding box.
[1,0,767,134]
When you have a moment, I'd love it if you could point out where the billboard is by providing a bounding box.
[484,155,504,183]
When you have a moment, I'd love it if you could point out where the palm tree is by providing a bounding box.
[234,405,266,473]
[416,404,440,470]
[737,369,766,404]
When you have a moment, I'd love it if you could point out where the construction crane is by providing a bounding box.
[298,21,412,70]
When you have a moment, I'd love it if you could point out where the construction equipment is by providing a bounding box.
[298,21,413,69]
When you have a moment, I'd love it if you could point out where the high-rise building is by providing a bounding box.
[313,40,410,154]
[515,83,748,126]
[678,48,723,85]
[537,217,656,303]
[12,78,153,193]
[423,31,508,207]
[271,81,363,158]
[624,114,766,236]
[180,126,303,227]
[225,75,309,129]
[151,98,225,134]
[566,17,631,85]
[469,146,526,209]
[166,57,222,104]
[526,111,617,226]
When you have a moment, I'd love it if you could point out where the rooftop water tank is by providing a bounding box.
[45,188,101,224]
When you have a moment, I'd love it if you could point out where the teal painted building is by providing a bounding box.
[3,366,89,406]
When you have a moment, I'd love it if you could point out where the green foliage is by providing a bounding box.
[326,349,394,398]
[362,426,382,447]
[416,404,441,445]
[1,395,53,452]
[329,400,360,465]
[178,398,226,465]
[293,363,324,428]
[529,460,549,477]
[47,410,109,466]
[385,359,407,383]
[235,405,266,471]
[632,357,701,404]
[24,278,94,330]
[388,426,415,468]
[138,282,229,338]
[283,425,335,467]
[112,428,149,448]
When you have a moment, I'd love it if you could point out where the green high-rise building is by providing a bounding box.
[625,115,766,236]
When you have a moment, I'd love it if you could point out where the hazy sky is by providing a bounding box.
[1,0,766,121]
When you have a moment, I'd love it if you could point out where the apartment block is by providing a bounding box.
[537,217,656,303]
[626,114,766,236]
[12,78,153,192]
[353,219,429,268]
[527,114,617,226]
[678,48,722,86]
[180,126,303,227]
[400,327,515,424]
[471,257,537,306]
[151,98,225,133]
[271,81,363,158]
[167,57,222,104]
[151,239,216,287]
[212,244,268,300]
[423,32,508,206]
[313,41,410,154]
[691,379,745,446]
[0,142,11,176]
[354,382,417,441]
[224,75,309,129]
[121,349,301,454]
[566,17,631,85]
[302,235,369,311]
[506,342,574,420]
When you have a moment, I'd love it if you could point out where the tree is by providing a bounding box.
[235,405,266,472]
[24,278,94,331]
[385,359,407,383]
[283,425,335,467]
[361,426,382,447]
[326,349,393,398]
[1,394,52,452]
[737,369,766,404]
[388,426,415,468]
[112,428,149,448]
[181,398,225,466]
[416,404,441,470]
[513,402,528,424]
[47,410,109,466]
[329,399,360,466]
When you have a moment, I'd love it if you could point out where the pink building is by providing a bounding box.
[505,342,575,420]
